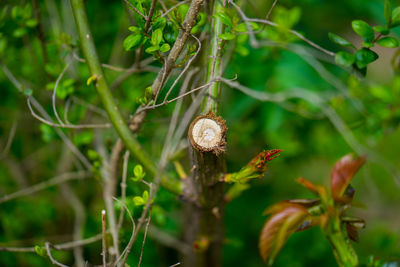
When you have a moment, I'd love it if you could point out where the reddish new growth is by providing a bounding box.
[250,149,283,171]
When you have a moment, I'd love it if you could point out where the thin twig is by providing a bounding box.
[161,0,189,18]
[0,171,90,204]
[122,0,147,20]
[2,64,92,169]
[52,60,72,125]
[27,97,112,129]
[228,0,335,57]
[102,210,107,267]
[45,242,69,267]
[117,151,130,231]
[0,121,17,159]
[137,216,151,267]
[0,233,104,252]
[113,198,136,267]
[162,34,202,103]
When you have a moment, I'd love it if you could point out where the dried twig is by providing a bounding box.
[122,0,147,20]
[45,242,69,267]
[0,121,17,159]
[27,97,112,129]
[0,171,90,204]
[102,210,107,267]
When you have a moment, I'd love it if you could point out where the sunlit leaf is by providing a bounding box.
[376,36,399,48]
[352,20,374,42]
[330,154,366,202]
[259,203,309,265]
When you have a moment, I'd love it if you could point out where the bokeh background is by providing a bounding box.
[0,0,400,266]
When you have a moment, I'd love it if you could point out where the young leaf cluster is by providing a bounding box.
[330,0,400,75]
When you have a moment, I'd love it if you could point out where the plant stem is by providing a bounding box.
[69,0,182,195]
[326,213,358,267]
[204,1,223,113]
[183,1,226,266]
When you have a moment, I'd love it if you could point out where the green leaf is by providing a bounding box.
[40,124,56,143]
[362,42,374,48]
[23,88,33,96]
[376,36,399,47]
[219,32,236,40]
[355,48,378,69]
[134,164,144,178]
[26,18,38,28]
[145,45,159,54]
[328,32,354,48]
[352,20,374,42]
[152,17,167,30]
[142,190,149,202]
[133,196,145,206]
[34,246,47,257]
[384,0,392,24]
[159,43,171,53]
[73,131,94,146]
[214,12,232,28]
[151,28,163,46]
[335,51,355,67]
[391,7,400,27]
[145,86,153,98]
[128,26,140,33]
[86,75,97,86]
[123,33,143,51]
[373,26,390,35]
[87,149,100,161]
[13,28,27,38]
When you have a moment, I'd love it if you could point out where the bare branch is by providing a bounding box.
[163,34,202,103]
[45,242,69,267]
[27,97,112,129]
[122,0,147,20]
[137,216,151,267]
[0,171,91,204]
[0,121,17,159]
[102,210,107,267]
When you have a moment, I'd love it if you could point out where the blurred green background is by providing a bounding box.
[0,0,400,266]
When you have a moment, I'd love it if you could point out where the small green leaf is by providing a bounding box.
[34,246,47,257]
[87,149,100,161]
[214,12,232,28]
[219,32,236,40]
[145,45,159,54]
[123,33,143,51]
[23,88,33,96]
[145,86,153,98]
[376,36,399,47]
[152,17,167,30]
[132,164,145,181]
[26,18,38,28]
[335,51,355,67]
[128,26,140,33]
[362,42,374,48]
[134,164,144,178]
[142,190,149,202]
[133,196,145,206]
[328,32,354,48]
[159,43,171,53]
[373,26,390,35]
[86,75,97,86]
[151,28,163,46]
[384,0,392,24]
[352,20,374,42]
[391,7,400,27]
[13,28,27,38]
[355,48,378,69]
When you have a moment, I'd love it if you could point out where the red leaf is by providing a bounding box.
[259,204,308,265]
[331,154,366,201]
[297,177,327,198]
